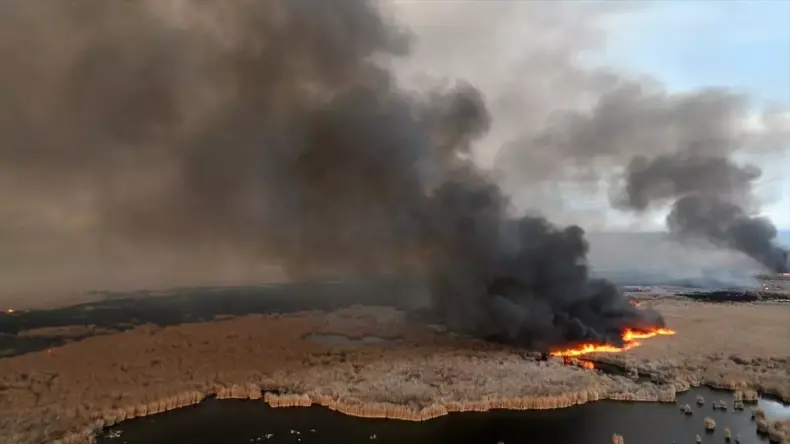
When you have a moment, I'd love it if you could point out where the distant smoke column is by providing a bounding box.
[489,75,787,274]
[618,151,789,273]
[666,195,790,273]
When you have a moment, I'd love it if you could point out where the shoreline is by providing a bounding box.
[56,375,787,444]
[48,384,673,444]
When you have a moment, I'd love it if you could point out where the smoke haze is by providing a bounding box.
[0,1,786,344]
[586,232,763,289]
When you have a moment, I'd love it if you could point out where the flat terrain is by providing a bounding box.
[0,296,789,444]
[594,298,790,406]
[623,299,790,359]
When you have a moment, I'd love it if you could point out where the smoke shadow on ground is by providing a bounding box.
[0,278,425,357]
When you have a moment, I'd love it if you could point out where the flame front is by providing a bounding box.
[622,327,675,342]
[550,327,676,358]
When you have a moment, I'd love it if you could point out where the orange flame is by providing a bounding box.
[561,357,596,370]
[628,300,641,307]
[5,308,13,314]
[550,327,676,358]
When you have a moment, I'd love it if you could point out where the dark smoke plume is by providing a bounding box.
[0,0,662,347]
[666,195,789,273]
[616,148,789,273]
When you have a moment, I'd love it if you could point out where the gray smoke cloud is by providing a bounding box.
[0,0,667,347]
[666,195,789,273]
[493,67,787,273]
[610,116,788,273]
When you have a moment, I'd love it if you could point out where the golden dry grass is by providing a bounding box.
[628,299,790,360]
[0,301,787,444]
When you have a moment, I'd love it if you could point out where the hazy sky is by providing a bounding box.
[0,0,786,299]
[593,0,790,229]
[392,0,789,230]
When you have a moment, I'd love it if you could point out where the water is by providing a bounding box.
[98,387,789,444]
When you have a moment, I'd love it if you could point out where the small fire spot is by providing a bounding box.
[561,357,596,370]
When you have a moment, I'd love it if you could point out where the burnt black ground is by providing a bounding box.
[3,274,787,357]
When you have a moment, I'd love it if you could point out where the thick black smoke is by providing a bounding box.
[0,0,662,347]
[424,177,662,347]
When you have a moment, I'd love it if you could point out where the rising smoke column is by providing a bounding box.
[424,175,662,347]
[0,0,663,347]
[617,150,789,273]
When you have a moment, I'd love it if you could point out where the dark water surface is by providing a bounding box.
[98,387,789,444]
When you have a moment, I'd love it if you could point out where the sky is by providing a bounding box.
[600,0,790,229]
[389,0,790,231]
